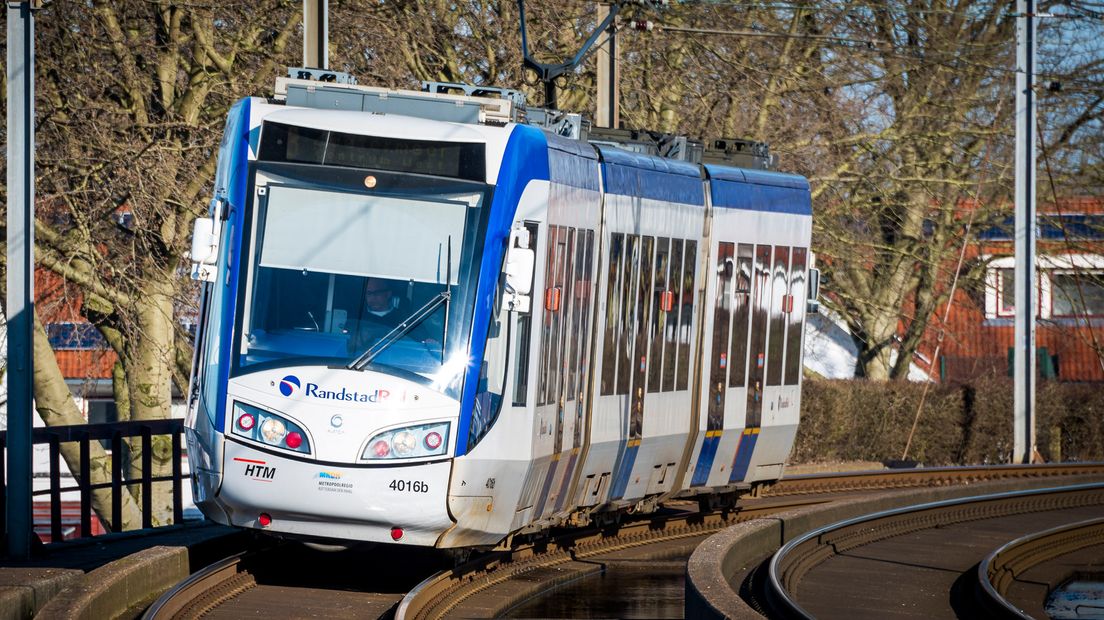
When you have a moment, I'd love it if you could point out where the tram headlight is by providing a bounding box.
[259,417,287,445]
[231,402,312,455]
[392,431,418,456]
[363,422,450,461]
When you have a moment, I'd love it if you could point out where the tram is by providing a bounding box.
[185,71,816,547]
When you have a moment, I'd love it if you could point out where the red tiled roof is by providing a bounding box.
[54,350,116,381]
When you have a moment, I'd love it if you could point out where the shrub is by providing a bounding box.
[794,377,1103,465]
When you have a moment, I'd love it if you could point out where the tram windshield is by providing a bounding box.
[234,171,489,398]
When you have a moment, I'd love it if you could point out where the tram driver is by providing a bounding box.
[349,277,440,352]
[360,277,410,327]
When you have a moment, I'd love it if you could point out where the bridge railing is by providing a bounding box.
[0,419,188,544]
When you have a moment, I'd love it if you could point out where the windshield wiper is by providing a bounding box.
[347,291,449,371]
[441,235,452,363]
[348,236,454,371]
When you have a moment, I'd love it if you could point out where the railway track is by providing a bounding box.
[980,516,1104,618]
[143,464,1104,619]
[143,541,454,620]
[764,462,1104,497]
[760,482,1104,619]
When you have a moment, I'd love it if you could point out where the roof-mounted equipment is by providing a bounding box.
[702,138,774,170]
[274,69,516,126]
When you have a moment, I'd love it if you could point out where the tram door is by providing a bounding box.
[690,241,756,487]
[608,234,644,500]
[748,244,806,480]
[533,226,595,519]
[690,242,734,486]
[549,229,594,515]
[724,244,755,483]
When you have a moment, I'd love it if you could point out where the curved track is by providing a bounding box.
[143,542,453,620]
[144,464,1104,619]
[762,483,1104,619]
[979,516,1104,619]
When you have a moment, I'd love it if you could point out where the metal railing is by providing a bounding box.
[0,419,188,544]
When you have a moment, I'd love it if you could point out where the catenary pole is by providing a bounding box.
[6,0,37,559]
[595,2,620,129]
[303,0,328,69]
[1013,0,1037,464]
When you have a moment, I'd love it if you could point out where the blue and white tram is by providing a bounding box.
[185,76,814,548]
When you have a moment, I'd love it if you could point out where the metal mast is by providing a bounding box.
[1013,0,1037,464]
[303,0,328,69]
[6,0,38,559]
[595,2,620,128]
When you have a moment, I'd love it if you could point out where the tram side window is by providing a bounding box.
[600,233,625,396]
[635,236,655,393]
[631,233,653,436]
[573,229,595,446]
[545,227,571,408]
[784,248,808,385]
[536,226,560,406]
[512,222,538,406]
[648,238,671,393]
[766,246,791,387]
[563,228,581,410]
[708,242,736,429]
[616,235,640,396]
[676,240,698,391]
[512,311,532,407]
[201,219,235,421]
[664,239,684,390]
[747,244,772,424]
[729,244,754,388]
[471,301,508,449]
[566,229,594,407]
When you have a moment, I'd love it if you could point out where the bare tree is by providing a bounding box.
[3,1,1101,538]
[0,1,301,527]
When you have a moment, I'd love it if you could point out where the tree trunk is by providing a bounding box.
[32,314,144,531]
[121,274,178,525]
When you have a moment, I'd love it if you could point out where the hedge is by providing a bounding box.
[793,377,1104,466]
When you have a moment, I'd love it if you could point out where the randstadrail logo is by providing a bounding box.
[276,374,389,403]
[279,375,301,397]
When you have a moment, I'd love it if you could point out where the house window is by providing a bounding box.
[997,268,1015,317]
[45,322,108,350]
[991,268,1042,318]
[1051,272,1104,317]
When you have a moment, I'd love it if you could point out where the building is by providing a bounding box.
[924,197,1104,382]
[36,269,122,421]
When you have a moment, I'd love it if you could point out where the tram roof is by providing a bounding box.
[704,164,809,190]
[704,163,811,215]
[593,144,705,205]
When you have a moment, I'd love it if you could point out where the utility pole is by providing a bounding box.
[595,2,620,129]
[1013,0,1037,464]
[303,0,328,69]
[6,0,38,559]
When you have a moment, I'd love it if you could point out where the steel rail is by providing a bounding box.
[764,482,1104,619]
[766,462,1104,497]
[978,516,1104,619]
[142,550,255,620]
[395,498,829,620]
[142,465,1104,619]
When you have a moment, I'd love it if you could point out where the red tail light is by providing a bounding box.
[259,513,272,527]
[371,440,390,457]
[285,432,303,449]
[424,431,443,450]
[237,413,256,431]
[390,527,404,541]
